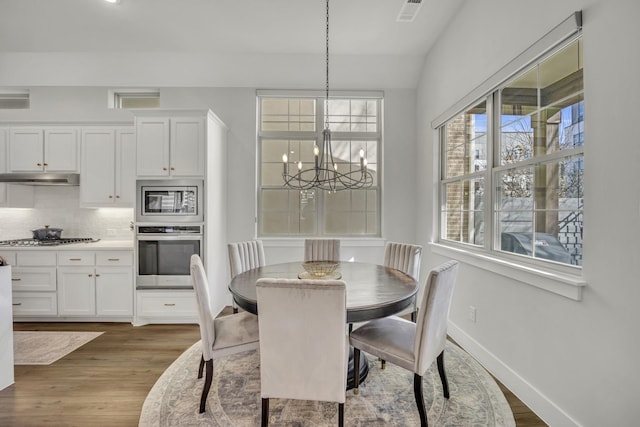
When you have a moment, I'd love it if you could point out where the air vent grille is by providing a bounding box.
[396,0,423,22]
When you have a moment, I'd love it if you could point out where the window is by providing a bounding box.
[0,89,29,109]
[108,89,160,109]
[439,36,583,267]
[258,93,381,237]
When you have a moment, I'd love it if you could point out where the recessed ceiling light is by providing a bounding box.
[104,0,121,4]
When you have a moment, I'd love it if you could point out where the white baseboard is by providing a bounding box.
[448,321,582,427]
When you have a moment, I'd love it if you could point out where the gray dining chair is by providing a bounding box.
[349,260,459,427]
[304,239,341,261]
[191,254,260,414]
[228,239,266,313]
[383,241,423,321]
[256,277,348,426]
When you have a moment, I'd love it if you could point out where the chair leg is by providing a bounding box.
[353,347,361,395]
[338,402,344,427]
[436,350,450,399]
[413,373,428,427]
[261,398,269,426]
[381,359,386,369]
[199,359,213,413]
[197,354,205,379]
[348,323,353,334]
[410,310,417,322]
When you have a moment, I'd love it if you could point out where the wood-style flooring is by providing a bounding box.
[1,319,547,426]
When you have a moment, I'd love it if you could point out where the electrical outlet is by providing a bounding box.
[468,305,477,323]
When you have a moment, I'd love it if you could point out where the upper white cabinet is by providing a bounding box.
[135,112,205,178]
[0,128,34,208]
[8,127,79,173]
[80,128,135,207]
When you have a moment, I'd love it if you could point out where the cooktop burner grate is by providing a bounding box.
[0,237,100,247]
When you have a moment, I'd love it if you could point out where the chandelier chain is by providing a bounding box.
[325,0,330,129]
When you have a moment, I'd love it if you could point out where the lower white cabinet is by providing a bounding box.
[58,267,96,316]
[1,248,133,321]
[96,267,133,316]
[135,289,197,325]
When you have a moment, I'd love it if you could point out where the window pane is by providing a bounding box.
[327,99,378,133]
[500,38,583,165]
[496,157,582,266]
[260,189,317,235]
[442,178,484,244]
[443,101,487,178]
[261,98,316,132]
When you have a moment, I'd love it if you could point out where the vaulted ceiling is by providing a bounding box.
[0,0,464,88]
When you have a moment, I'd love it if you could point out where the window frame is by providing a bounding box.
[108,88,160,109]
[257,90,383,238]
[433,30,586,301]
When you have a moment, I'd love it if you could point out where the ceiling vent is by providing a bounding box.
[396,0,423,22]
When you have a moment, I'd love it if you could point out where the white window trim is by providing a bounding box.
[431,12,586,300]
[257,90,383,237]
[107,88,160,109]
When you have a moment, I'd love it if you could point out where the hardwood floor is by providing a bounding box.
[1,320,546,426]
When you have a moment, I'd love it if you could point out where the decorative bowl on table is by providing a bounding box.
[300,261,340,278]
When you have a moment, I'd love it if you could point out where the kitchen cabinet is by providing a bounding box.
[0,128,34,208]
[0,247,133,321]
[6,251,58,316]
[80,128,135,207]
[8,127,79,172]
[0,265,14,392]
[135,289,197,325]
[135,112,205,178]
[58,250,133,317]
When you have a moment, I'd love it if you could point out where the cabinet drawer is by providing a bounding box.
[12,291,58,316]
[17,251,57,266]
[11,267,57,291]
[96,251,133,266]
[0,251,16,266]
[137,291,197,317]
[58,252,95,266]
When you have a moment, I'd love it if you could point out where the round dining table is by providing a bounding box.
[228,260,418,388]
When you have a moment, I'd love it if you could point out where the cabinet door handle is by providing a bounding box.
[95,274,100,277]
[13,303,22,306]
[116,195,120,198]
[37,162,42,166]
[162,167,168,171]
[88,274,93,277]
[109,195,113,199]
[12,278,21,281]
[107,258,120,261]
[170,167,175,171]
[69,258,82,261]
[43,162,48,166]
[164,303,176,307]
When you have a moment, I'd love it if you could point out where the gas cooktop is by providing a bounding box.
[0,238,101,247]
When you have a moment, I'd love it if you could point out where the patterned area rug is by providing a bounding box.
[139,341,515,426]
[13,331,103,365]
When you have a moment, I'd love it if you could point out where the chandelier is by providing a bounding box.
[282,0,373,192]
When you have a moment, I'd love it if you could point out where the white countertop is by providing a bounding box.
[0,240,133,251]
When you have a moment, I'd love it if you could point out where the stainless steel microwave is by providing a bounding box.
[136,179,203,223]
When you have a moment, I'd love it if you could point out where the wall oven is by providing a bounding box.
[136,179,203,223]
[136,225,203,289]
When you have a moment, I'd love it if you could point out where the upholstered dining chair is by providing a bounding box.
[256,278,348,426]
[228,239,266,313]
[190,254,260,414]
[383,241,423,321]
[304,238,341,261]
[349,260,459,427]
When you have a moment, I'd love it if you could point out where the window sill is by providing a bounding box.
[429,242,586,301]
[263,237,386,248]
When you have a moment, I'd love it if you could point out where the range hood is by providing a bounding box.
[0,173,80,185]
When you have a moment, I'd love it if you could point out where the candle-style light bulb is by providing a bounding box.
[298,161,303,170]
[359,149,365,170]
[314,145,320,156]
[282,153,288,175]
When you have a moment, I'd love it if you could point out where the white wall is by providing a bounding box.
[416,0,640,425]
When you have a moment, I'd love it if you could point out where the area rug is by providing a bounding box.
[13,331,103,365]
[139,340,515,426]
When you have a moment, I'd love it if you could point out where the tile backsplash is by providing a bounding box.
[0,186,134,241]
